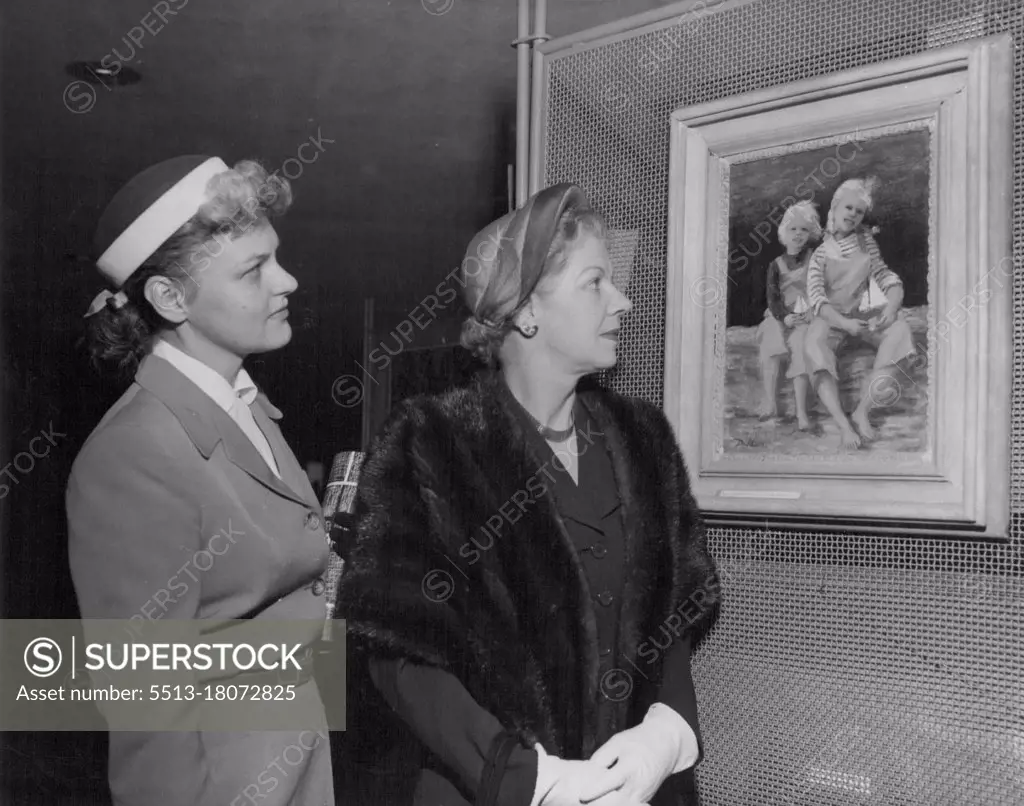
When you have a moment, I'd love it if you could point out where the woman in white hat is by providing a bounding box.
[67,155,334,806]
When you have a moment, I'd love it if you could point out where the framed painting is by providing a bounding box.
[664,34,1014,538]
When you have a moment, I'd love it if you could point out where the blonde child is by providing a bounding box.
[804,176,915,447]
[756,201,820,429]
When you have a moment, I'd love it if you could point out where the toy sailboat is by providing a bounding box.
[859,275,888,313]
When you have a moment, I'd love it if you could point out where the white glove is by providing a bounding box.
[531,744,623,806]
[577,705,697,804]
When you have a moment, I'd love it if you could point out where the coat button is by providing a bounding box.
[305,512,322,531]
[311,578,326,596]
[590,543,607,559]
[596,591,614,607]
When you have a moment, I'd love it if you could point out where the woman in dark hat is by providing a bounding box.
[66,155,334,806]
[337,184,720,806]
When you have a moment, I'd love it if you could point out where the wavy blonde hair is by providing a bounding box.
[826,176,881,232]
[777,200,822,250]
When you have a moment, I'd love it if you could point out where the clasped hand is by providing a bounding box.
[534,755,629,806]
[874,305,899,329]
[845,305,898,335]
[537,723,675,806]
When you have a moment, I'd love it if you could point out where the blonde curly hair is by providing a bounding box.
[827,176,881,232]
[777,200,822,249]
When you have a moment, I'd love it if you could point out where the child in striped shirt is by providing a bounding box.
[803,177,915,447]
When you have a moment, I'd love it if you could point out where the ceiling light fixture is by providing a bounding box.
[65,61,142,88]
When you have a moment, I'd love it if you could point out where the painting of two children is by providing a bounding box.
[723,130,931,457]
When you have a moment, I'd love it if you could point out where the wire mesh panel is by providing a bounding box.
[542,1,1023,803]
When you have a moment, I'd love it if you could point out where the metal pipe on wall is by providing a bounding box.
[528,0,548,198]
[515,0,531,208]
[360,296,374,450]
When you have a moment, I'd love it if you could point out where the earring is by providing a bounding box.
[521,322,538,337]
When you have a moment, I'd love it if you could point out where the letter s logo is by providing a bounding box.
[24,638,62,678]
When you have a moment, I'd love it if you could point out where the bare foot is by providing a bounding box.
[852,409,876,441]
[797,415,812,430]
[757,401,779,421]
[839,426,862,448]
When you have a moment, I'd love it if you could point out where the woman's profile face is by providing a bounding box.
[530,232,632,375]
[176,222,298,360]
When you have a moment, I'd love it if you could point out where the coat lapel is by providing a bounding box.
[251,397,321,512]
[135,355,311,508]
[563,415,621,533]
[479,375,669,754]
[513,401,620,534]
[578,390,664,693]
[479,374,602,753]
